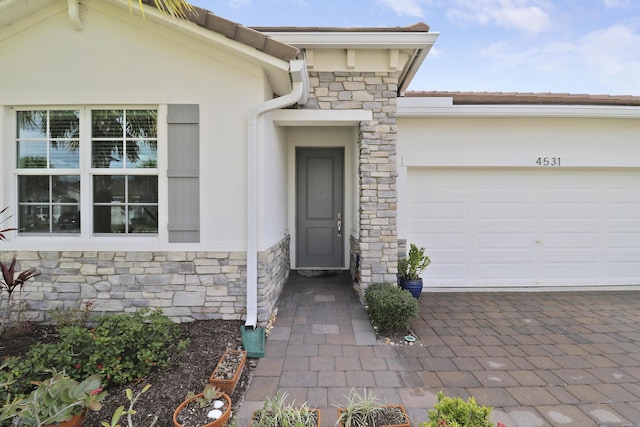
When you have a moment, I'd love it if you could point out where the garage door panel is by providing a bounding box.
[477,263,534,280]
[607,203,640,219]
[474,172,536,189]
[407,167,640,288]
[416,232,467,250]
[410,202,469,219]
[541,232,599,249]
[542,203,600,220]
[606,262,640,280]
[542,262,598,279]
[429,263,468,281]
[607,233,640,249]
[477,233,534,250]
[477,202,534,219]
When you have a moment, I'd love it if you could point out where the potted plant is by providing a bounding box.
[172,384,231,427]
[336,388,410,427]
[397,243,430,298]
[208,345,246,395]
[1,370,105,427]
[251,391,320,427]
[419,391,498,427]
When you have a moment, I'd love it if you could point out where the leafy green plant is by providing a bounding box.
[1,370,106,427]
[419,392,495,427]
[398,243,430,280]
[365,283,418,333]
[0,308,188,402]
[251,391,319,427]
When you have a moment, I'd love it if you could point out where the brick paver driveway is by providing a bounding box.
[236,272,640,426]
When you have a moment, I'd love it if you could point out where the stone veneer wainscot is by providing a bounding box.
[0,234,289,325]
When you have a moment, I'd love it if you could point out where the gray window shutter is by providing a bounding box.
[167,104,200,243]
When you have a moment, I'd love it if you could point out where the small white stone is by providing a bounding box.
[213,400,224,409]
[207,409,223,420]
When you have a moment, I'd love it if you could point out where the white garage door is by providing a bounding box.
[408,168,640,288]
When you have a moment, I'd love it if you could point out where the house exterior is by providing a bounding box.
[1,0,639,325]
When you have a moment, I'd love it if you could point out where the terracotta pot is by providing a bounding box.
[172,392,231,427]
[337,404,410,427]
[250,408,321,427]
[209,349,247,395]
[43,413,84,427]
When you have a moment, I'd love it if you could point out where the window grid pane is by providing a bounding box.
[91,110,157,169]
[17,110,80,169]
[93,175,158,234]
[18,175,80,234]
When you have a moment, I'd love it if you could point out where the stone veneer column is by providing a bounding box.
[303,71,399,293]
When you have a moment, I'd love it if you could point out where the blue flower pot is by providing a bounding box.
[399,278,423,299]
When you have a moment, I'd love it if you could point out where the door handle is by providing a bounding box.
[337,220,342,237]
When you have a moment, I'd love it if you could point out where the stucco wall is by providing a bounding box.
[0,1,269,252]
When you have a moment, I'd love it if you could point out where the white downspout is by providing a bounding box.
[245,60,308,328]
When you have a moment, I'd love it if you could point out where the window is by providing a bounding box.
[16,108,158,235]
[17,110,80,233]
[91,109,158,234]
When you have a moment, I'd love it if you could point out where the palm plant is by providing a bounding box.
[129,0,194,18]
[0,207,16,240]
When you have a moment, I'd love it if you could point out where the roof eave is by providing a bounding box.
[103,0,298,95]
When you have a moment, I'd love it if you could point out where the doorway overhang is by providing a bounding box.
[272,109,372,126]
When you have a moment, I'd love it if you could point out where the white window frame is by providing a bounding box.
[10,105,167,241]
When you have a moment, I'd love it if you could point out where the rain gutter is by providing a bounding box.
[245,59,308,328]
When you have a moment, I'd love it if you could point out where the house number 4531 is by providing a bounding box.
[535,157,561,166]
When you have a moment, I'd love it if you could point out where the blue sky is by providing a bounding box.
[187,0,640,95]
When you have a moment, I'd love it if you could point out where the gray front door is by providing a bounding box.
[296,148,344,268]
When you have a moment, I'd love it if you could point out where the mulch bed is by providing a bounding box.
[1,320,256,427]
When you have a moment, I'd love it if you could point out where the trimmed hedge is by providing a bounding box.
[365,283,418,333]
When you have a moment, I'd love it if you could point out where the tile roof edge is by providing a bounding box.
[140,0,299,61]
[251,22,430,33]
[405,91,640,106]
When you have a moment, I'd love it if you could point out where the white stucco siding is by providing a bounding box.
[0,1,273,251]
[259,117,289,250]
[397,116,640,289]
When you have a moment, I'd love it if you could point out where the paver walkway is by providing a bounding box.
[235,272,640,426]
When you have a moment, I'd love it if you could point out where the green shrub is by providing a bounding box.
[420,392,494,427]
[0,308,188,402]
[365,283,418,333]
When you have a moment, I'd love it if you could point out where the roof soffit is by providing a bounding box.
[260,27,438,94]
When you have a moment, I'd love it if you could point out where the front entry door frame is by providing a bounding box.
[296,147,344,268]
[287,128,355,270]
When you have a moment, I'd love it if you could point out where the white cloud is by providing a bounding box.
[446,0,552,34]
[576,24,640,91]
[603,0,632,8]
[376,0,425,18]
[476,23,640,94]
